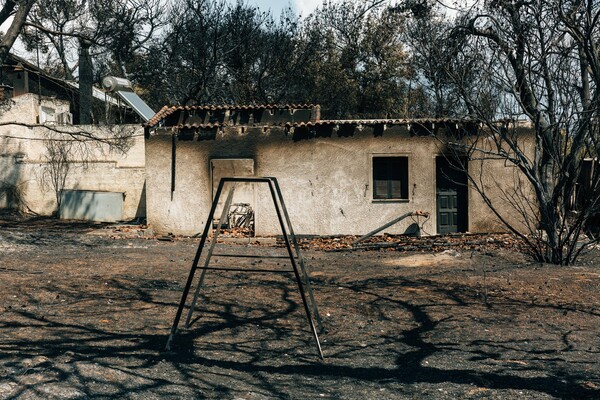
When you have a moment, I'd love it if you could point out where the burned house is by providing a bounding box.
[144,104,532,237]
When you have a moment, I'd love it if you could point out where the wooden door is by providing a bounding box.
[436,156,468,234]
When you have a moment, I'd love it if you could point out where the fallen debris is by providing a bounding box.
[297,233,527,253]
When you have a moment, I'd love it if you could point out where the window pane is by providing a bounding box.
[390,180,402,198]
[374,180,388,199]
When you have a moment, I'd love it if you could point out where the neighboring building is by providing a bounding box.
[0,54,146,221]
[1,53,139,124]
[144,104,532,236]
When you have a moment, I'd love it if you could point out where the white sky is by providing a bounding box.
[238,0,475,18]
[237,0,476,17]
[236,0,322,17]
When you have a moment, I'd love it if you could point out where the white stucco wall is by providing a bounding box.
[145,125,532,236]
[0,94,146,220]
[466,130,536,233]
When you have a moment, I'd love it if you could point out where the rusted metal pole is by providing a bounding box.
[185,184,236,328]
[267,179,323,360]
[165,177,324,360]
[165,178,227,351]
[352,210,430,245]
[268,177,323,332]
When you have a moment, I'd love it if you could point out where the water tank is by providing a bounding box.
[101,76,133,93]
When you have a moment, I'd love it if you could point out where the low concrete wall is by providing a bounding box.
[145,125,533,236]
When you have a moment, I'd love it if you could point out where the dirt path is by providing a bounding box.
[0,218,599,399]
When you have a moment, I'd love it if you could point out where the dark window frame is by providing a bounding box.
[372,156,409,201]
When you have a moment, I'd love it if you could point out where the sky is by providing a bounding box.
[234,0,473,19]
[237,0,323,18]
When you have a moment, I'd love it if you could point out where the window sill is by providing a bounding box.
[372,198,410,203]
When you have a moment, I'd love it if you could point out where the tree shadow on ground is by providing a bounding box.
[0,268,598,398]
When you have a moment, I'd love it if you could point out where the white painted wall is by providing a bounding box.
[146,125,533,236]
[0,94,146,220]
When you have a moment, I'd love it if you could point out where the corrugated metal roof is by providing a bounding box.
[6,54,127,109]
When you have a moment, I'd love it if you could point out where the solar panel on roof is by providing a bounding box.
[116,90,155,122]
[102,76,156,122]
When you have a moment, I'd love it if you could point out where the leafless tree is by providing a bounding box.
[41,136,72,212]
[435,0,600,264]
[20,0,165,80]
[0,0,36,66]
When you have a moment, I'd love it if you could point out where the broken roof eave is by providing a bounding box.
[147,118,480,138]
[143,103,487,138]
[145,103,320,128]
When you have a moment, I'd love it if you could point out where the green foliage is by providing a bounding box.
[295,1,412,118]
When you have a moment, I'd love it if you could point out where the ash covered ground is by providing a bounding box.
[0,215,599,399]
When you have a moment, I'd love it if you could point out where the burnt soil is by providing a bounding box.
[0,215,599,399]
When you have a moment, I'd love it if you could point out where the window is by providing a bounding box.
[373,156,409,200]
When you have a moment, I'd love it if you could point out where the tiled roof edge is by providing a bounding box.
[147,117,478,132]
[145,104,321,128]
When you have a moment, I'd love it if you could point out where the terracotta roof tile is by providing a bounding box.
[180,123,222,129]
[145,104,320,127]
[286,117,471,127]
[145,105,175,127]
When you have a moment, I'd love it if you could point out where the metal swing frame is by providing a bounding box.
[165,177,324,359]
